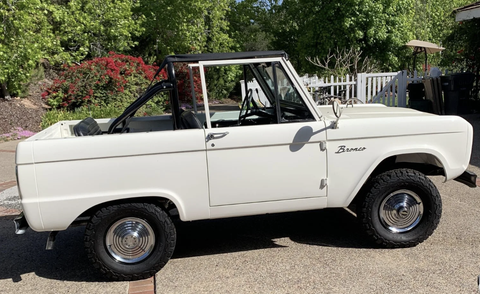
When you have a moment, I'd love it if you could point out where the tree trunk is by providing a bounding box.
[1,83,11,101]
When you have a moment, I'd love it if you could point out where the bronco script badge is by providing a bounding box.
[335,145,366,154]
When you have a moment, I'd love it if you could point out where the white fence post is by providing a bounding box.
[240,80,245,101]
[398,70,407,107]
[345,74,350,99]
[357,73,366,103]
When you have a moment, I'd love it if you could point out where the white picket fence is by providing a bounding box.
[241,70,429,108]
[301,70,424,107]
[239,79,271,107]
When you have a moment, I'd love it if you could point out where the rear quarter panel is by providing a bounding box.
[17,129,209,231]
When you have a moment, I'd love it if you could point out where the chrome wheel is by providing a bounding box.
[379,189,424,233]
[105,217,155,263]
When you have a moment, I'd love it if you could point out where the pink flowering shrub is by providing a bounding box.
[0,127,35,142]
[175,63,204,104]
[41,52,167,110]
[42,53,204,111]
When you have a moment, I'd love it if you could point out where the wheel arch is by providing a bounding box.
[64,193,191,231]
[38,188,210,232]
[369,152,446,178]
[78,196,181,220]
[348,151,447,209]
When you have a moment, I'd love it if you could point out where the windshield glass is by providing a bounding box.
[254,62,313,122]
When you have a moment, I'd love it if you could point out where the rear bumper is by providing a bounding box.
[14,212,29,234]
[454,170,477,188]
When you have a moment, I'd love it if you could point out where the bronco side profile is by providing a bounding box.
[14,51,476,280]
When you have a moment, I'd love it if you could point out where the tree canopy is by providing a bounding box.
[0,0,476,98]
[0,0,54,98]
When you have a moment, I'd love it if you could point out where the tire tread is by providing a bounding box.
[359,168,442,248]
[84,203,176,281]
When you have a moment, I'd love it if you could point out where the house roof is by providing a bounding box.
[454,1,480,21]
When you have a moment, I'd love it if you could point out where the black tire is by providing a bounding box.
[84,203,176,280]
[359,168,442,248]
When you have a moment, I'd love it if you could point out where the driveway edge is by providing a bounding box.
[0,180,16,193]
[128,276,155,294]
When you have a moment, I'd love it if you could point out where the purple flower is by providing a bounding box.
[180,103,193,109]
[0,127,35,142]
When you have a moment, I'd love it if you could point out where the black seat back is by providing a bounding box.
[180,110,202,129]
[73,117,103,136]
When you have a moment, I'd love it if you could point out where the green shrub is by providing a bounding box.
[41,105,121,129]
[41,103,166,129]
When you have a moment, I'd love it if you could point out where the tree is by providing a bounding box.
[410,0,473,68]
[49,0,143,63]
[133,0,234,60]
[306,47,380,76]
[442,18,480,83]
[270,0,418,74]
[228,0,275,51]
[132,0,237,100]
[0,0,55,99]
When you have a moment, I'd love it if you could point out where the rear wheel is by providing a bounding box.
[359,168,442,247]
[84,203,176,280]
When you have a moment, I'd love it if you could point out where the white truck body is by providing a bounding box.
[17,106,472,231]
[13,51,476,280]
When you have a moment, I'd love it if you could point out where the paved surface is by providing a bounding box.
[1,115,480,293]
[0,140,17,184]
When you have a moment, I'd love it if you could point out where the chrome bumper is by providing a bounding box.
[14,212,29,234]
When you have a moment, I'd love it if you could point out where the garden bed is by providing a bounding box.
[0,80,50,138]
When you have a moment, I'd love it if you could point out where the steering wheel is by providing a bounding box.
[345,98,364,107]
[239,89,275,125]
[332,99,342,118]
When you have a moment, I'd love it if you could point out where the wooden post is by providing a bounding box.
[1,83,11,101]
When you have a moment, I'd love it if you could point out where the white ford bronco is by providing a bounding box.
[14,51,476,280]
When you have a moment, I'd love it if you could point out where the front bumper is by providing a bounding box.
[454,170,477,188]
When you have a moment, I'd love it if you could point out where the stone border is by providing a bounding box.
[0,149,15,153]
[0,180,17,193]
[128,276,155,294]
[0,206,20,218]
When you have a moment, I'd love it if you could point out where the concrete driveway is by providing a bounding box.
[1,115,479,293]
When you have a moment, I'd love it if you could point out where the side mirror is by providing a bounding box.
[332,99,342,129]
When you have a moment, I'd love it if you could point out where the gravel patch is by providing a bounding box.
[0,186,21,211]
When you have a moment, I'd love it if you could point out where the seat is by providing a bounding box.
[180,110,202,129]
[73,117,103,136]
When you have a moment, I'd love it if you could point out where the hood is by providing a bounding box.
[318,104,471,140]
[318,104,434,120]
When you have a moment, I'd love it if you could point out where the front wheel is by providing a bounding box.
[359,168,442,248]
[84,203,176,280]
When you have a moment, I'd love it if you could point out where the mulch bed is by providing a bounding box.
[0,80,50,135]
